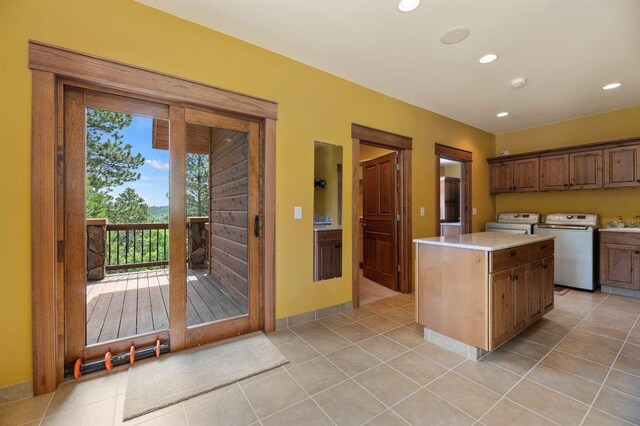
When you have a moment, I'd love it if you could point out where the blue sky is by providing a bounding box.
[108,114,170,206]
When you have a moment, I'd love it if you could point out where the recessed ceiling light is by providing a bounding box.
[479,54,497,64]
[497,112,509,118]
[398,0,420,12]
[440,26,471,45]
[602,82,622,90]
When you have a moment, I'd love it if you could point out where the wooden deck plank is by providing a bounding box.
[186,274,217,325]
[118,272,139,339]
[97,273,128,343]
[148,270,169,331]
[136,272,154,335]
[85,269,249,343]
[86,292,112,346]
[193,269,247,315]
[189,271,231,321]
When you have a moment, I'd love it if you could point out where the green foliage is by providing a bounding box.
[186,153,209,217]
[107,188,150,224]
[85,108,144,217]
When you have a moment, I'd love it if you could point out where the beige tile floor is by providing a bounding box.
[1,289,639,425]
[358,269,400,306]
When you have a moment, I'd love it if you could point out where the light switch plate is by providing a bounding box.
[294,206,302,219]
[472,208,478,216]
[419,207,425,217]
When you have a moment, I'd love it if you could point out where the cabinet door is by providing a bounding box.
[316,241,339,280]
[513,158,539,192]
[490,269,513,349]
[528,260,544,322]
[542,257,555,312]
[569,150,602,189]
[490,162,513,194]
[600,243,640,290]
[540,155,568,191]
[603,145,640,188]
[512,265,529,334]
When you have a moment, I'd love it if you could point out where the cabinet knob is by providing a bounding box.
[563,183,569,187]
[507,252,516,257]
[635,250,640,255]
[637,179,640,183]
[514,274,519,281]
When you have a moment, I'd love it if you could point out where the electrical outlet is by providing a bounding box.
[294,206,302,219]
[419,207,425,217]
[472,208,478,216]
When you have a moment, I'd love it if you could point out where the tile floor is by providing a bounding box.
[358,269,400,305]
[1,290,639,425]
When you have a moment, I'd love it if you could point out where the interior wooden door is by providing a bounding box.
[362,152,398,290]
[177,107,262,348]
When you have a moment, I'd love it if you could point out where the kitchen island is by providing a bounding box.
[414,232,555,360]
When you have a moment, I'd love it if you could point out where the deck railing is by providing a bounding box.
[106,223,169,272]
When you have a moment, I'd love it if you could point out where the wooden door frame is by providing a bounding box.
[435,144,472,235]
[29,41,277,396]
[351,124,412,309]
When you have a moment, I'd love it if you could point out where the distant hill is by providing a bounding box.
[148,205,169,222]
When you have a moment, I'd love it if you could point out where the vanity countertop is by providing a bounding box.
[599,228,640,233]
[314,225,343,231]
[413,231,554,252]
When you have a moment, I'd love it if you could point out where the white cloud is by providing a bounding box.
[145,159,169,171]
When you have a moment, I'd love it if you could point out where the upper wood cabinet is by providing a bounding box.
[540,155,569,191]
[489,158,538,194]
[489,137,638,194]
[489,162,512,193]
[603,145,640,188]
[570,150,602,189]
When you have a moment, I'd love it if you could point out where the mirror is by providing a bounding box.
[313,141,343,281]
[439,158,462,237]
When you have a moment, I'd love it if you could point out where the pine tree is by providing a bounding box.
[186,153,209,217]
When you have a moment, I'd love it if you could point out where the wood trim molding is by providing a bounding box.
[351,125,413,307]
[351,124,412,151]
[28,41,277,120]
[31,70,58,396]
[435,143,473,162]
[263,119,277,332]
[435,145,473,236]
[486,136,640,163]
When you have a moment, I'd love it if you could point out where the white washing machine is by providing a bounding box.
[485,212,541,234]
[534,213,599,291]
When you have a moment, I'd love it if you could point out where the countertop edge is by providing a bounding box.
[413,234,555,252]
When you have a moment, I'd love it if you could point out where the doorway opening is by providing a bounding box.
[435,144,472,236]
[351,124,412,309]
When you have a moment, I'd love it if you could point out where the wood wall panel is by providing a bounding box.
[210,130,249,301]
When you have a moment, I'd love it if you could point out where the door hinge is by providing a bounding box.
[57,240,64,262]
[396,214,401,221]
[397,265,401,272]
[396,163,401,171]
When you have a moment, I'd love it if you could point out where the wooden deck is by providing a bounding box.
[86,268,248,345]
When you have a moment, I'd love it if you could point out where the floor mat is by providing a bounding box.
[123,332,288,421]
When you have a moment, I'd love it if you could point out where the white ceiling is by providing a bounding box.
[137,0,640,134]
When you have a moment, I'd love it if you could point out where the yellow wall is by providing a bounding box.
[495,106,640,225]
[0,0,495,386]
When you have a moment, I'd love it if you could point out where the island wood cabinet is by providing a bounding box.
[416,238,554,351]
[489,241,554,348]
[489,158,539,193]
[600,232,640,290]
[489,137,639,194]
[314,229,342,281]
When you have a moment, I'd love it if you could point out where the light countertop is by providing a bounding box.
[599,228,640,233]
[314,225,343,231]
[414,231,554,252]
[440,222,461,226]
